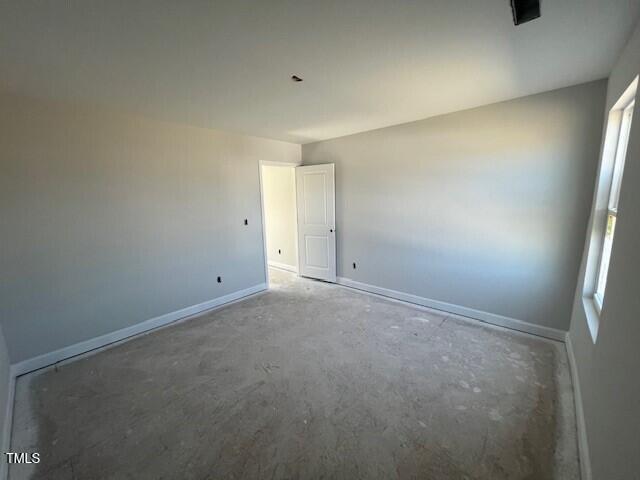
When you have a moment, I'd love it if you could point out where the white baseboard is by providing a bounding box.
[1,367,16,480]
[565,332,592,480]
[268,261,298,274]
[11,283,267,377]
[336,277,566,342]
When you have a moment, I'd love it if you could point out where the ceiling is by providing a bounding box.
[1,1,639,144]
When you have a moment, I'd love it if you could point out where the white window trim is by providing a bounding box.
[582,77,637,343]
[592,101,633,310]
[593,291,603,315]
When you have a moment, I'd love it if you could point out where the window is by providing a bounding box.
[583,76,637,343]
[593,99,634,313]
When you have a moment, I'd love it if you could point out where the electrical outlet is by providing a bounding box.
[217,276,222,283]
[244,219,248,225]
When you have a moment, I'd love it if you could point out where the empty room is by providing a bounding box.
[1,1,639,479]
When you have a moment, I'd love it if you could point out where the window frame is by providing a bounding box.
[583,76,637,344]
[592,100,634,314]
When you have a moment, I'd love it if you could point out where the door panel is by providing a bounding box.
[305,236,329,268]
[302,173,327,224]
[296,164,336,282]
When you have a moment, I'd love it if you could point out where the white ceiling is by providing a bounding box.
[1,1,639,144]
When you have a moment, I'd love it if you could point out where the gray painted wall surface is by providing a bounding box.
[568,23,640,480]
[0,93,300,363]
[302,81,606,331]
[0,324,10,470]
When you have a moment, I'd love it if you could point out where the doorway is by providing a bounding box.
[259,162,299,285]
[259,161,336,286]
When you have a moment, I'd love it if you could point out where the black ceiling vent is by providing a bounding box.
[511,0,540,25]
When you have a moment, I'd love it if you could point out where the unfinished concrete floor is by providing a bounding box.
[10,269,579,479]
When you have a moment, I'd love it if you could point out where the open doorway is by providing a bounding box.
[259,162,299,285]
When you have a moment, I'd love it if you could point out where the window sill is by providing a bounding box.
[582,296,600,344]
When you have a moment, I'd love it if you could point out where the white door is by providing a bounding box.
[296,164,336,282]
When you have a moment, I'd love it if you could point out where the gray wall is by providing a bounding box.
[0,93,300,363]
[568,22,640,480]
[302,81,607,331]
[0,324,10,475]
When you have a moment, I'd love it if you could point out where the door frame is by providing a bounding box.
[258,160,301,288]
